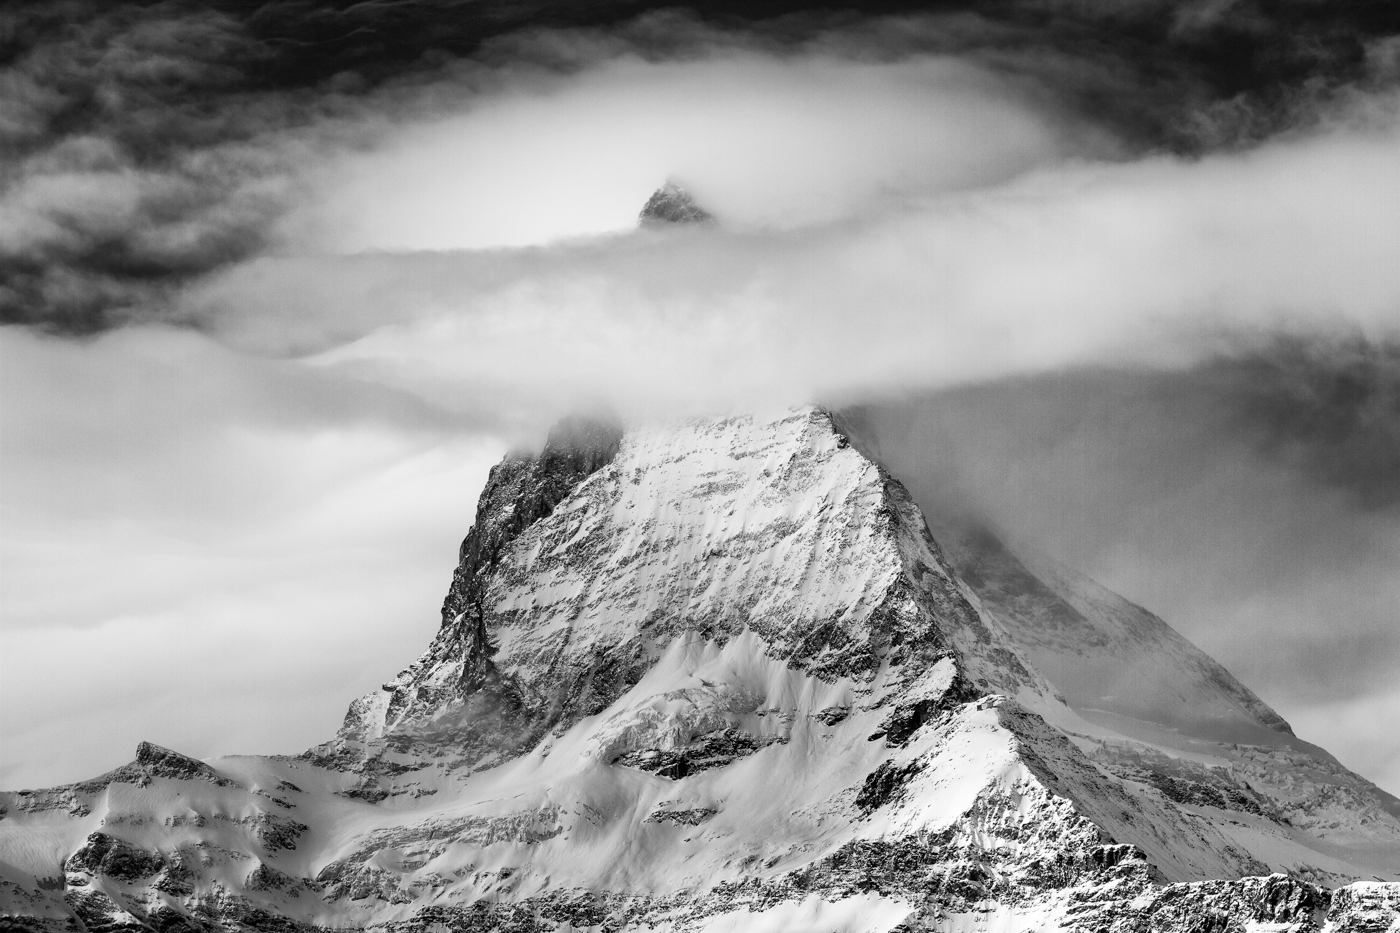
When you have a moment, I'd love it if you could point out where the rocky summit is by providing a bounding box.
[638,182,713,226]
[2,407,1398,932]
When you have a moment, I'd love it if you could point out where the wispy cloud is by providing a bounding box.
[4,0,1393,332]
[281,52,1097,251]
[851,337,1400,790]
[183,97,1400,426]
[0,326,504,787]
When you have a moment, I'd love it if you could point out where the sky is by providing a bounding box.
[1,0,1398,792]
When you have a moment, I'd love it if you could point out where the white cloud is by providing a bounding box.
[281,52,1090,251]
[0,327,503,787]
[192,106,1400,422]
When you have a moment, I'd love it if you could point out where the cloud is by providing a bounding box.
[0,5,288,330]
[4,0,1393,333]
[281,52,1096,251]
[1289,686,1400,797]
[181,100,1400,427]
[845,341,1400,790]
[0,326,506,788]
[1219,337,1400,510]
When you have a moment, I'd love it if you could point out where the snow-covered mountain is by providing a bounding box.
[2,407,1398,932]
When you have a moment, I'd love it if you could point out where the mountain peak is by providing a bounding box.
[3,407,1399,932]
[639,180,713,226]
[316,405,998,774]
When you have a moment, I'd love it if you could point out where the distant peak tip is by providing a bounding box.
[639,181,713,226]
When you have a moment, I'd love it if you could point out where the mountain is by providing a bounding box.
[2,407,1398,932]
[638,182,713,226]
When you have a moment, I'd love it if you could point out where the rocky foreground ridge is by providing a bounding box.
[2,407,1398,932]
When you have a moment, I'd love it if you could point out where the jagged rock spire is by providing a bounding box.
[439,414,624,633]
[314,413,625,769]
[639,180,713,226]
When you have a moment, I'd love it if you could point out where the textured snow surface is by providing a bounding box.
[2,407,1397,932]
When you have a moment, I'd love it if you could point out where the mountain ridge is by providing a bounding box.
[2,406,1397,932]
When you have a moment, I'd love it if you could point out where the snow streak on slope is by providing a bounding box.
[2,407,1398,933]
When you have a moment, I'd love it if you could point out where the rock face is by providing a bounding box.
[316,415,626,775]
[2,407,1397,933]
[638,181,713,225]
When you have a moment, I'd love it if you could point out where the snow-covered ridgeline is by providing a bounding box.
[2,406,1398,933]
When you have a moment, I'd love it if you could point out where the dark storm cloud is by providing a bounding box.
[2,0,1397,334]
[0,4,296,331]
[1216,337,1400,511]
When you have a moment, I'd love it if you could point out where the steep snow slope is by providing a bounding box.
[2,407,1397,933]
[835,410,1400,882]
[928,520,1293,747]
[883,514,1400,882]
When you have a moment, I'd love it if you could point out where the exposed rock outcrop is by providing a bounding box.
[312,415,623,772]
[639,181,713,225]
